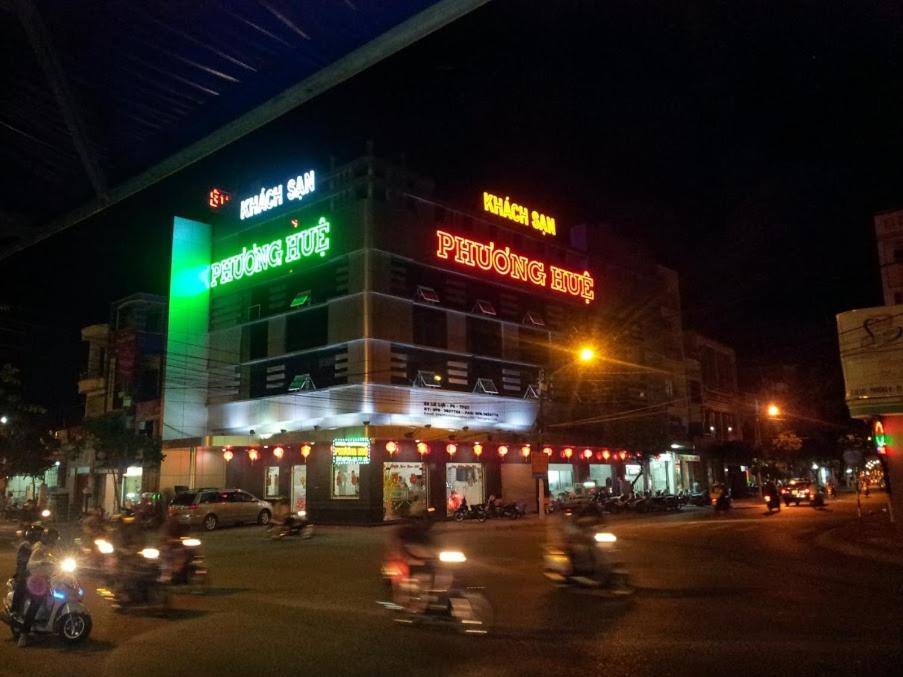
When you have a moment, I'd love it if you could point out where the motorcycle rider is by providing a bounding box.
[554,502,606,585]
[17,527,60,647]
[158,514,189,583]
[10,524,43,630]
[764,481,780,509]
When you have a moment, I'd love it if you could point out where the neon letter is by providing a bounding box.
[436,230,455,259]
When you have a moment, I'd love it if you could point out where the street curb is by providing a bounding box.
[815,524,903,567]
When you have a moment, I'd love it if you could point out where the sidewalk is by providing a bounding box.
[815,511,903,566]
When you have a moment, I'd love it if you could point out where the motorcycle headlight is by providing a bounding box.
[60,557,77,573]
[182,538,201,548]
[139,547,160,560]
[41,509,52,519]
[438,550,467,563]
[95,539,114,554]
[297,510,307,518]
[594,532,617,543]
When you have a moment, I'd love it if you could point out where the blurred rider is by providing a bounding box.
[10,524,43,627]
[554,502,606,583]
[17,527,60,647]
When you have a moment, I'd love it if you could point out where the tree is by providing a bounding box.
[0,364,57,498]
[75,412,163,513]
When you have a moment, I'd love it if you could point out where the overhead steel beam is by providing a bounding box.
[14,0,109,198]
[0,0,489,261]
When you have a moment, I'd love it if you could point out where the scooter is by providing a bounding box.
[266,510,314,540]
[2,557,92,644]
[543,531,632,594]
[164,537,209,589]
[452,504,488,522]
[713,492,732,511]
[380,549,493,634]
[764,493,781,512]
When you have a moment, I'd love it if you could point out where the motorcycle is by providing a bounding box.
[164,537,209,589]
[713,493,732,511]
[543,530,631,593]
[266,510,315,540]
[380,549,493,634]
[96,546,168,611]
[2,556,92,644]
[452,504,488,522]
[764,493,781,512]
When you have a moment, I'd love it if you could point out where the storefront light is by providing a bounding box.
[618,450,627,460]
[385,441,398,455]
[542,446,553,456]
[582,448,593,460]
[520,445,531,458]
[273,446,284,459]
[301,444,311,459]
[498,445,509,458]
[417,442,429,456]
[473,443,483,457]
[248,449,259,462]
[563,447,573,459]
[223,450,234,462]
[446,443,457,456]
[601,449,611,461]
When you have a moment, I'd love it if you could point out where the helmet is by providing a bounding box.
[40,527,60,545]
[23,524,44,543]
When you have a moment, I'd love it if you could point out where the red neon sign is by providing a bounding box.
[209,187,231,209]
[435,230,595,304]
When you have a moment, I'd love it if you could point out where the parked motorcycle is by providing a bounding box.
[380,549,493,634]
[2,556,92,644]
[452,504,488,523]
[543,531,631,593]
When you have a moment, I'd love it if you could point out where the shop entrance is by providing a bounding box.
[383,462,427,520]
[446,463,484,514]
[548,463,574,498]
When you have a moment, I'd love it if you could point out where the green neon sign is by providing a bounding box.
[208,216,330,288]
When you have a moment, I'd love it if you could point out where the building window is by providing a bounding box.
[689,381,702,404]
[467,317,501,357]
[473,299,497,316]
[290,290,312,309]
[265,466,280,499]
[416,285,440,304]
[285,307,327,351]
[332,464,361,499]
[413,305,447,348]
[246,322,268,360]
[523,311,545,327]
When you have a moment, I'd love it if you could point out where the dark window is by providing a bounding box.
[690,381,702,403]
[416,285,440,303]
[285,307,328,352]
[519,328,548,364]
[413,306,447,348]
[246,322,268,360]
[172,492,200,506]
[467,317,502,358]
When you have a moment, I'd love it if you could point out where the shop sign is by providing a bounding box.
[482,191,556,236]
[332,438,371,465]
[239,169,316,220]
[837,305,903,416]
[435,230,595,304]
[208,216,330,288]
[422,400,500,421]
[678,454,701,462]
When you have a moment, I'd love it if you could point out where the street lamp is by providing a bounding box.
[0,415,7,425]
[767,403,781,419]
[578,346,596,364]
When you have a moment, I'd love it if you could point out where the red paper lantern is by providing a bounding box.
[223,449,234,462]
[521,445,531,458]
[248,449,259,462]
[542,446,553,456]
[446,443,457,456]
[417,442,429,456]
[385,441,398,455]
[273,446,285,459]
[473,443,483,457]
[583,448,593,460]
[563,447,573,459]
[301,444,311,459]
[618,450,627,460]
[497,445,509,458]
[601,448,611,461]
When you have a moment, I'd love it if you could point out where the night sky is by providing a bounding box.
[2,1,902,424]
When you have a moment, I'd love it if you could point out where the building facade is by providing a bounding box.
[68,293,166,514]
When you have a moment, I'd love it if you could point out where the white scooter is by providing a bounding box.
[1,557,93,644]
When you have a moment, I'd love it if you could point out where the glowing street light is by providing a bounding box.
[578,346,596,363]
[767,403,781,418]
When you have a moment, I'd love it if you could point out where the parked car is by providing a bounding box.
[169,488,272,531]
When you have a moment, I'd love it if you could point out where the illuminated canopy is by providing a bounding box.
[435,230,594,304]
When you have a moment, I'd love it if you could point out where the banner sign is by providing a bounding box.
[332,438,371,465]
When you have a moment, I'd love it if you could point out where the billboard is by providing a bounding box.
[837,305,903,417]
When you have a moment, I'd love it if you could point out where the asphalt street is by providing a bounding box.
[0,494,900,677]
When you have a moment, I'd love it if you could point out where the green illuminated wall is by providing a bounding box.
[162,217,212,441]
